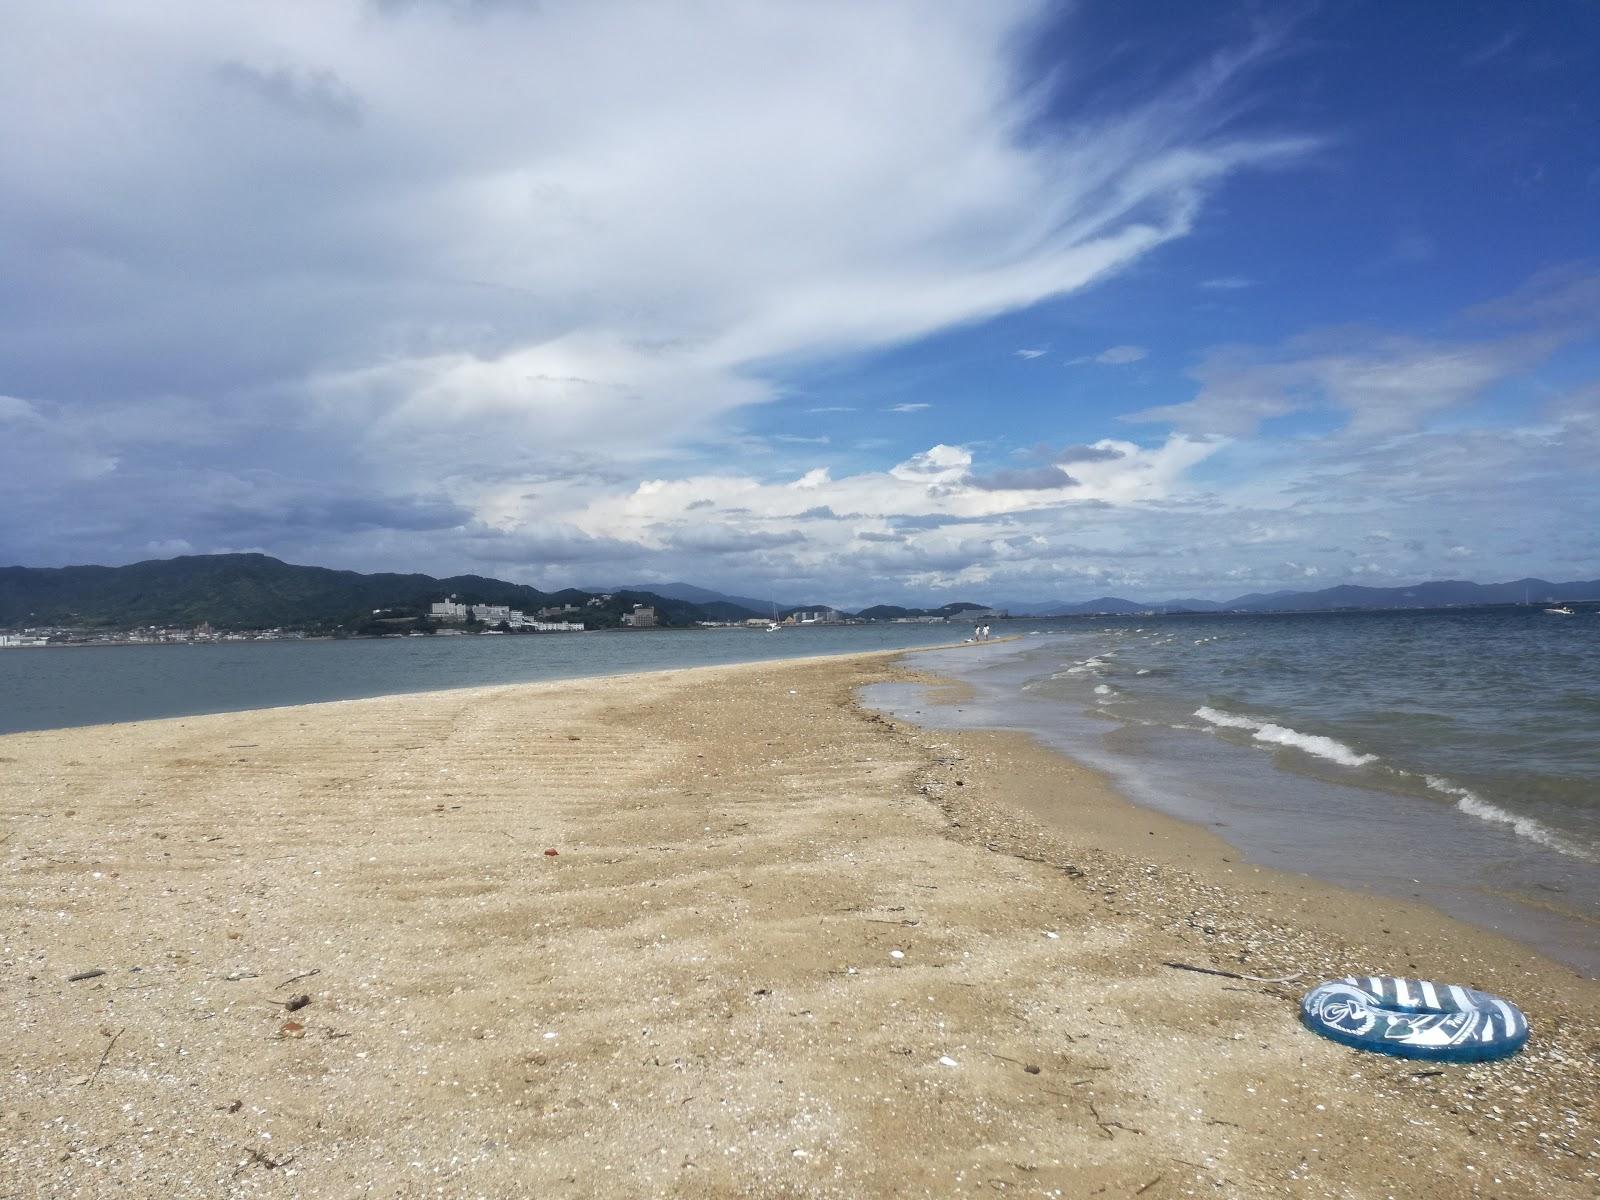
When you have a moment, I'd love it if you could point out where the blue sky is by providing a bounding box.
[1,1,1596,606]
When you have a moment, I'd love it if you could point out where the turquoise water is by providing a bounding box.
[864,605,1600,974]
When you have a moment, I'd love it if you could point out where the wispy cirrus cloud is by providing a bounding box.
[1126,323,1559,437]
[1071,344,1148,365]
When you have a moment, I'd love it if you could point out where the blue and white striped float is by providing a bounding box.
[1301,975,1529,1062]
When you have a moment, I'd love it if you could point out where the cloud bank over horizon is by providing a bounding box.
[1,1,1596,607]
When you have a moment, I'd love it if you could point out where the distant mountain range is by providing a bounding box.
[0,554,763,631]
[613,583,992,622]
[1,553,1594,631]
[615,581,790,616]
[1001,577,1600,615]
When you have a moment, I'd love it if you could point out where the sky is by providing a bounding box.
[2,0,1597,608]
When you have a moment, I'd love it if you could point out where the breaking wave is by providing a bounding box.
[1422,775,1592,862]
[1192,707,1591,861]
[1193,706,1379,768]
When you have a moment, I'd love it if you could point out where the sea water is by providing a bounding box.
[0,621,968,736]
[864,605,1600,974]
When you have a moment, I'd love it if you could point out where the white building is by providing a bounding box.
[430,598,468,619]
[949,607,1005,622]
[789,608,842,625]
[621,604,657,628]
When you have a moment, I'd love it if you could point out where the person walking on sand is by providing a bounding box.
[982,624,990,641]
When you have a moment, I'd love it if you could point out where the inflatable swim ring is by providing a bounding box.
[1301,975,1529,1062]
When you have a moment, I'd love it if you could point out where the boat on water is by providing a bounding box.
[764,621,782,632]
[1544,605,1575,615]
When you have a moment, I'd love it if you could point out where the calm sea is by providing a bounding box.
[0,623,967,736]
[863,605,1600,974]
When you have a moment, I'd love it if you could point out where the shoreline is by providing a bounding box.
[875,661,1598,988]
[871,638,1600,979]
[3,650,1596,1197]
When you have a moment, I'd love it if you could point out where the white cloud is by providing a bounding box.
[446,431,1219,602]
[1015,348,1047,359]
[0,0,1306,517]
[26,3,1565,604]
[1071,344,1148,365]
[889,444,973,483]
[1128,326,1558,436]
[887,402,933,413]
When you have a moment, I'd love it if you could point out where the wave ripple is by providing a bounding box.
[1194,705,1379,768]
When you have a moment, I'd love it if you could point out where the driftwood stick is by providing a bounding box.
[86,1027,124,1086]
[274,968,320,990]
[1162,961,1303,985]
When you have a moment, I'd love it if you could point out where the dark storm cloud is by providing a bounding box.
[964,466,1079,491]
[887,513,1004,531]
[659,526,805,554]
[214,62,364,127]
[186,488,473,544]
[461,525,642,566]
[271,496,470,532]
[1017,442,1125,464]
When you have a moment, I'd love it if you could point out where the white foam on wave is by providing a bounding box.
[1193,705,1261,731]
[1093,684,1113,695]
[1194,709,1594,861]
[1252,724,1379,768]
[1063,654,1111,675]
[1422,775,1590,861]
[1193,706,1378,767]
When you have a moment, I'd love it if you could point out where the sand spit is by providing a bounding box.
[1,651,1596,1198]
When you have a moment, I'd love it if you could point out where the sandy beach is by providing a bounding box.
[2,648,1596,1199]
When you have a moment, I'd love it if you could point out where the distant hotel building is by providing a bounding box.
[951,607,1005,622]
[621,604,657,627]
[787,608,842,625]
[429,596,583,631]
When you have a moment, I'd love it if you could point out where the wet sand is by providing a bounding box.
[2,650,1596,1198]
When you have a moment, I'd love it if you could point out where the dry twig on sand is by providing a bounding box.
[86,1027,124,1086]
[1162,961,1303,985]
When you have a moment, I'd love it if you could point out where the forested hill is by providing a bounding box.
[0,554,756,630]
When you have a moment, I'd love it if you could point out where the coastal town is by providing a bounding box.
[0,586,1011,648]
